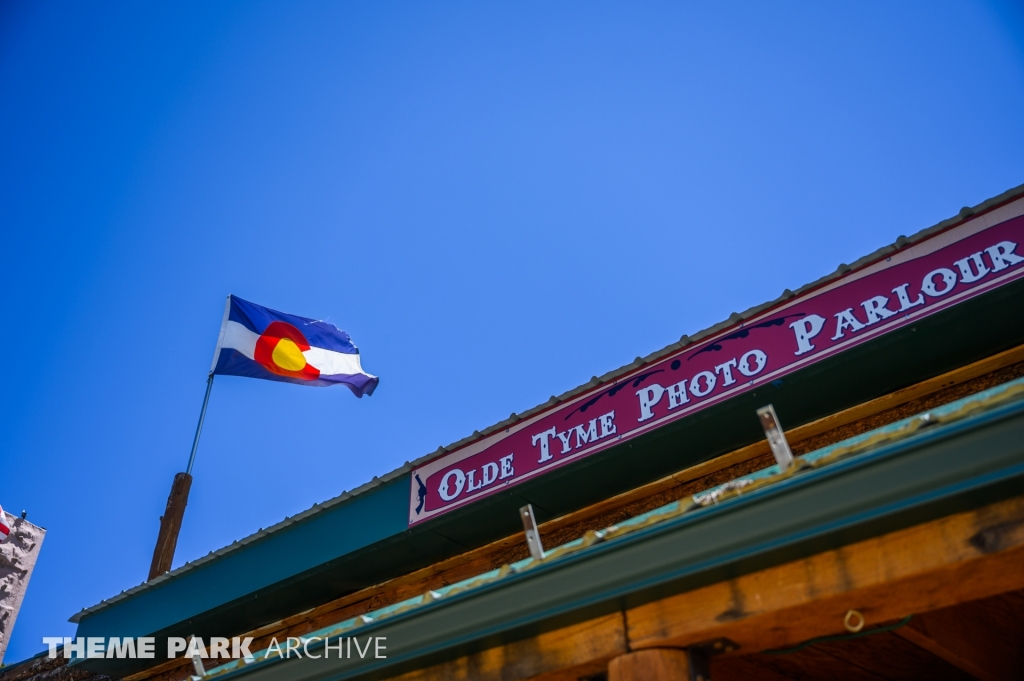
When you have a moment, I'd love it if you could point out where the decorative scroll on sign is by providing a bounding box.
[409,201,1024,525]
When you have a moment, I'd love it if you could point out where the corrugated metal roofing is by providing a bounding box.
[200,374,1024,680]
[70,181,1024,623]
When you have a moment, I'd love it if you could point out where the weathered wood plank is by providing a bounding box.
[796,632,973,681]
[708,656,797,681]
[625,495,1024,655]
[895,590,1024,681]
[607,649,695,681]
[382,612,627,681]
[130,348,1024,681]
[717,632,974,681]
[382,497,1024,681]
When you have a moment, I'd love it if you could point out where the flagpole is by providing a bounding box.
[187,373,215,475]
[148,373,215,581]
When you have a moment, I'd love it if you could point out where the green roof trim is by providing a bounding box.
[166,375,1024,681]
[70,182,1024,628]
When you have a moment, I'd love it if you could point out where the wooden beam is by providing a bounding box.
[895,591,1024,681]
[714,631,967,681]
[530,342,1024,540]
[378,496,1024,681]
[625,494,1024,655]
[607,649,700,681]
[383,612,628,681]
[130,346,1024,681]
[707,656,796,681]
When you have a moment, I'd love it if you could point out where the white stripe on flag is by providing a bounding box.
[219,321,369,377]
[221,320,259,359]
[303,346,366,376]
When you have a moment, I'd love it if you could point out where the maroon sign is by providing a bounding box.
[409,202,1024,524]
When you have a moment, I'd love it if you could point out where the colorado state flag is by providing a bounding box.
[210,295,379,397]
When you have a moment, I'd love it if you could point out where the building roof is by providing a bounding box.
[80,373,1024,678]
[70,181,1024,625]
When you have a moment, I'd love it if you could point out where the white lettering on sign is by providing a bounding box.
[988,241,1024,270]
[500,453,515,479]
[599,411,616,438]
[410,213,1024,526]
[637,351,769,422]
[790,314,826,355]
[738,349,767,376]
[714,358,738,386]
[531,411,617,463]
[832,308,866,340]
[667,380,689,408]
[532,427,556,463]
[861,295,897,324]
[922,268,957,297]
[892,283,924,312]
[954,252,990,283]
[555,429,573,454]
[805,239,1024,349]
[437,452,518,503]
[438,469,465,501]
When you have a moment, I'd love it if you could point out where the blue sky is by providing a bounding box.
[2,0,1023,663]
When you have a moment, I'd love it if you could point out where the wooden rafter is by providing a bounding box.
[378,494,1024,681]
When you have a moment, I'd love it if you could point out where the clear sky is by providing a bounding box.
[2,0,1023,663]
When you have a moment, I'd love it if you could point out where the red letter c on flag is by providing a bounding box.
[254,321,321,381]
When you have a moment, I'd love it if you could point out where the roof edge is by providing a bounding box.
[70,180,1024,623]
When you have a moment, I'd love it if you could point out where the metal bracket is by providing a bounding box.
[757,404,794,470]
[687,637,739,681]
[191,653,206,678]
[520,504,545,560]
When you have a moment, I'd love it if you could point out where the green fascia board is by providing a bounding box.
[72,477,411,642]
[69,183,1024,640]
[78,390,1024,679]
[71,278,1024,664]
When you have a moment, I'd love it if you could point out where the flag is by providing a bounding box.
[0,505,9,544]
[210,295,379,397]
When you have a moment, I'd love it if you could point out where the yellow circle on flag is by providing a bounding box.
[272,338,307,371]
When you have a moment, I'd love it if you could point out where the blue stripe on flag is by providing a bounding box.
[228,295,359,354]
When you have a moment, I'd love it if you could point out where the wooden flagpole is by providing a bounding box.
[148,373,215,580]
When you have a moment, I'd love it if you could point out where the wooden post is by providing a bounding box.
[148,472,192,580]
[608,649,708,681]
[147,374,213,580]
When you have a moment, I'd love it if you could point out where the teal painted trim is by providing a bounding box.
[693,374,1024,501]
[69,280,1024,662]
[105,393,1024,681]
[73,477,410,641]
